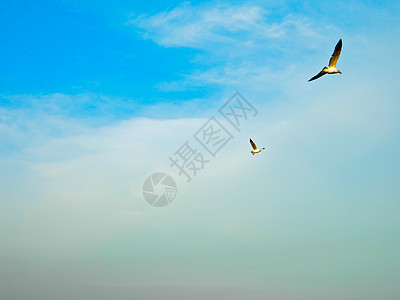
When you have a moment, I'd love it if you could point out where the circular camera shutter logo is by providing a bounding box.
[142,173,177,207]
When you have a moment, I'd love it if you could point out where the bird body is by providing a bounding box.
[252,148,262,154]
[325,66,341,74]
[249,139,265,155]
[308,39,342,82]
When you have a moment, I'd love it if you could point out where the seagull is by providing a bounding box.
[249,138,265,155]
[308,39,342,82]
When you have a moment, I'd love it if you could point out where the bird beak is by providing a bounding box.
[339,71,342,74]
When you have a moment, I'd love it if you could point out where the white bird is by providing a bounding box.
[308,39,342,82]
[249,138,265,155]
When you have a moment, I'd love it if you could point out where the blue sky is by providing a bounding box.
[1,1,400,299]
[2,0,397,111]
[1,0,210,100]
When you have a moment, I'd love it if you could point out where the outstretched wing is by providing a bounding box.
[249,139,258,150]
[308,69,327,82]
[328,39,342,68]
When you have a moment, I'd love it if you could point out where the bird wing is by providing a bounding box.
[328,39,342,68]
[308,69,327,82]
[249,139,258,150]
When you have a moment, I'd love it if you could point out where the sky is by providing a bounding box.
[1,0,400,299]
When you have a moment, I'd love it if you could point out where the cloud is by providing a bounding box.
[129,1,400,96]
[0,92,222,155]
[129,2,319,49]
[128,2,337,93]
[2,60,400,298]
[2,67,400,298]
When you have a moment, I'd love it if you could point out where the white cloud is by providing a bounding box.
[128,2,338,93]
[129,2,318,49]
[1,69,400,297]
[128,1,400,98]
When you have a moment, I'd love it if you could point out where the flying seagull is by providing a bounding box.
[249,138,265,155]
[308,39,342,82]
